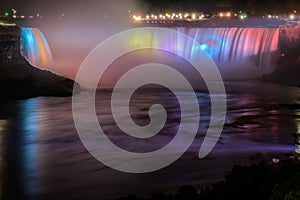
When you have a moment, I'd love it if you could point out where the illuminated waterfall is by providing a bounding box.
[19,27,279,78]
[177,27,280,73]
[21,28,53,68]
[127,27,279,77]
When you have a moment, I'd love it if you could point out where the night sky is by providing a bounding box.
[1,0,143,16]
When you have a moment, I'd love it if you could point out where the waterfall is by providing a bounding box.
[19,27,280,79]
[21,28,53,68]
[176,27,280,74]
[124,27,280,79]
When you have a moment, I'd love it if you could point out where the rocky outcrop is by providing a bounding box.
[259,64,300,87]
[0,25,81,99]
[260,29,300,87]
[0,60,81,99]
[0,25,24,65]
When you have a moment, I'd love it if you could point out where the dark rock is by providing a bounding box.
[259,63,300,87]
[0,24,81,99]
[259,38,300,87]
[0,60,81,99]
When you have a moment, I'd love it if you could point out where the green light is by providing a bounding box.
[128,9,131,14]
[4,12,9,17]
[242,13,248,19]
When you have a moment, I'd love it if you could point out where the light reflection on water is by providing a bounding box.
[0,81,299,200]
[20,99,39,200]
[0,99,39,200]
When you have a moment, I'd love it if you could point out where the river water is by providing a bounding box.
[0,80,299,200]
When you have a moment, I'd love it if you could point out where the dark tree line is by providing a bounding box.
[116,158,300,200]
[143,0,300,15]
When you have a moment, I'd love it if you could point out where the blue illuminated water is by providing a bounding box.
[0,81,298,200]
[21,28,53,68]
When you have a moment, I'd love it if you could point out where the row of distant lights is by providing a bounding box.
[0,9,44,19]
[264,14,289,19]
[0,22,16,26]
[132,12,251,22]
[263,9,297,20]
[133,12,206,21]
[219,12,248,19]
[1,14,43,19]
[263,14,295,20]
[219,12,232,18]
[132,12,297,22]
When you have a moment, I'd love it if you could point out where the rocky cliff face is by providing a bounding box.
[0,24,81,99]
[258,26,300,87]
[0,25,25,66]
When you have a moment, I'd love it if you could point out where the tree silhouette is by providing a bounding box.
[142,0,298,14]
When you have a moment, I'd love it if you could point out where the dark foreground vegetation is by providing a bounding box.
[116,157,300,200]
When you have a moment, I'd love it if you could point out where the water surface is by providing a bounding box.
[0,80,298,200]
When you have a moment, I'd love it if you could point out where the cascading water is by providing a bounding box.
[124,27,279,81]
[21,28,53,68]
[176,27,280,74]
[19,26,280,81]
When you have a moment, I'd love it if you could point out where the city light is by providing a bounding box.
[12,9,17,15]
[192,13,196,20]
[132,15,142,22]
[240,13,248,19]
[0,22,16,26]
[219,12,231,18]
